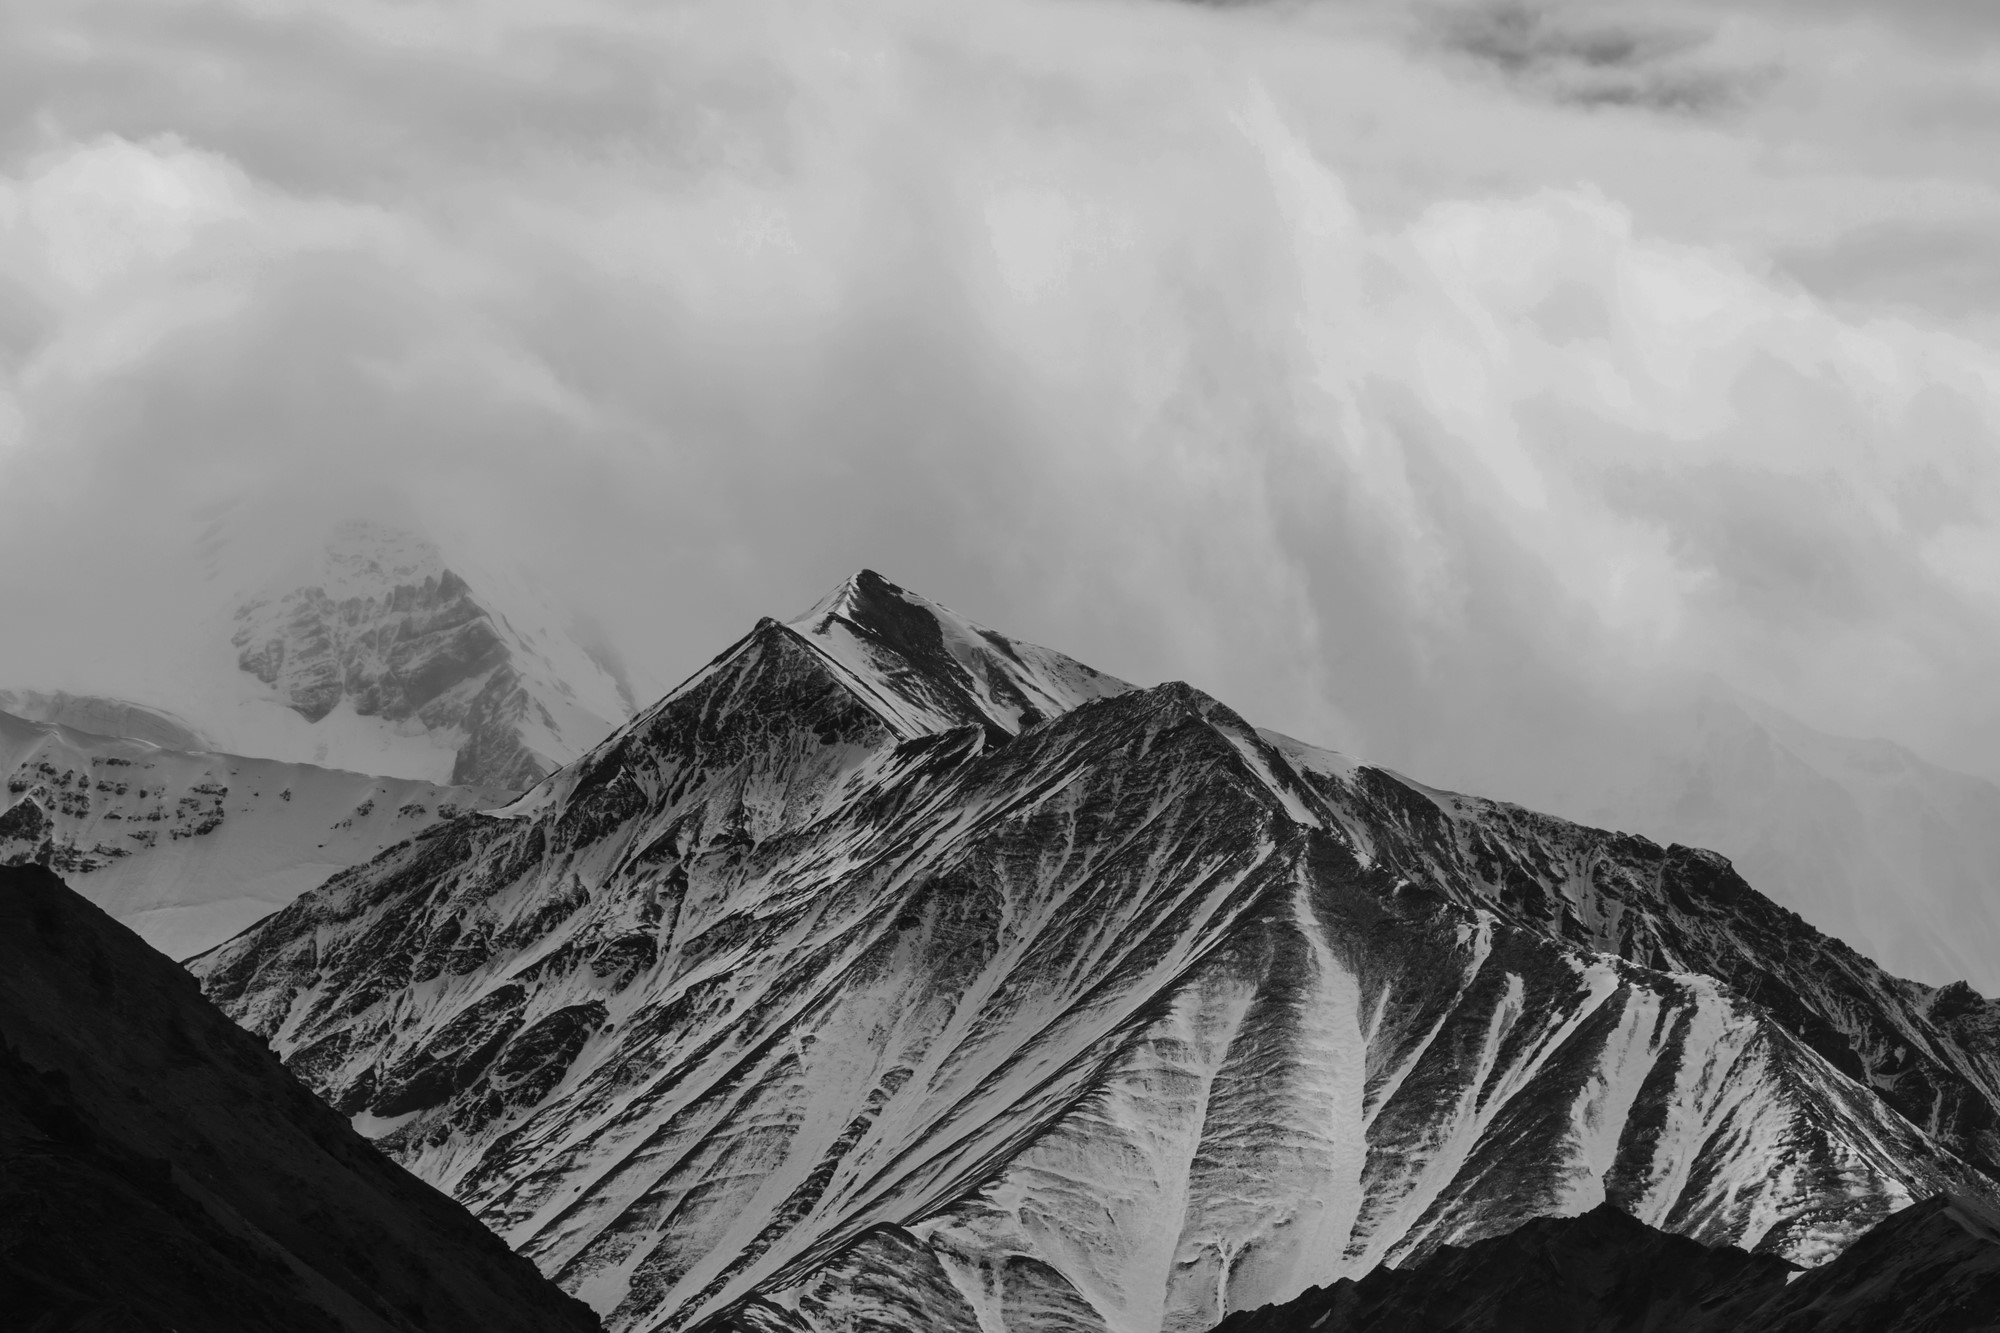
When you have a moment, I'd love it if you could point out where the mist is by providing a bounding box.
[4,0,2000,808]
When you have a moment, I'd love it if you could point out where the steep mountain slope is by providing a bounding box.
[0,862,602,1333]
[1,707,506,960]
[1297,756,2000,1182]
[1212,1191,2000,1333]
[193,572,2000,1333]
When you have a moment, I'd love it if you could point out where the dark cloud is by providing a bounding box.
[1425,1,1767,113]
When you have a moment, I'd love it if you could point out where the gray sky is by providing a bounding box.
[2,0,1999,792]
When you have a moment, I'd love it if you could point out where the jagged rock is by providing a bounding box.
[0,792,51,866]
[191,572,2000,1333]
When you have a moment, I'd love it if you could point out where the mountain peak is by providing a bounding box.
[782,570,1132,739]
[792,567,903,624]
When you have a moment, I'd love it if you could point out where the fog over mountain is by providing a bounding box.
[4,0,2000,983]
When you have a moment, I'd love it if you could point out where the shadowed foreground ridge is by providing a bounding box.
[0,862,602,1333]
[191,572,2000,1333]
[1213,1192,2000,1333]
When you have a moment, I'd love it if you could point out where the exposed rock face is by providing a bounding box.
[0,862,603,1333]
[0,790,51,864]
[237,568,505,727]
[192,572,2000,1333]
[1213,1192,2000,1333]
[225,519,629,789]
[1,706,506,960]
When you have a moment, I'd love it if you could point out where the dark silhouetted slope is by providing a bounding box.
[1210,1192,2000,1333]
[0,862,601,1333]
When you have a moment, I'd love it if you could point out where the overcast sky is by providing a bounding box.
[3,0,2000,794]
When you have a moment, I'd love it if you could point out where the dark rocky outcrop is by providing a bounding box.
[1211,1193,2000,1333]
[0,862,602,1333]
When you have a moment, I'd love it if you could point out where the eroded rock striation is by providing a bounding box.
[192,571,2000,1333]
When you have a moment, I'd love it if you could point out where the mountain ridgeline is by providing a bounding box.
[190,571,2000,1333]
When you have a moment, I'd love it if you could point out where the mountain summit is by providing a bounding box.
[193,573,2000,1333]
[779,569,1132,738]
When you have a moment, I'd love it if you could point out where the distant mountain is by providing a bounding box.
[1211,1191,2000,1333]
[0,862,602,1333]
[211,517,633,788]
[5,514,634,791]
[1,706,507,960]
[193,571,2000,1333]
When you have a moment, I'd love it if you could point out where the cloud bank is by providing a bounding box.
[2,0,1999,813]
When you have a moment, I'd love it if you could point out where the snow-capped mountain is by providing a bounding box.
[192,572,2000,1333]
[209,517,634,788]
[6,511,635,792]
[1,705,508,960]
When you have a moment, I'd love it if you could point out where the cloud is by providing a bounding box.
[0,0,1998,802]
[1423,1,1764,114]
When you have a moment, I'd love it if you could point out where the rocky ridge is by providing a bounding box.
[191,571,2000,1333]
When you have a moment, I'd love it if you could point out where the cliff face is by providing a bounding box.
[0,862,602,1333]
[191,572,2000,1333]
